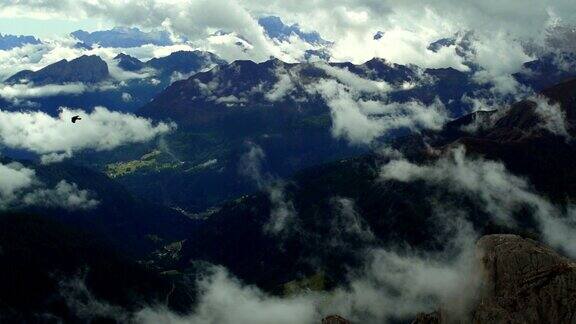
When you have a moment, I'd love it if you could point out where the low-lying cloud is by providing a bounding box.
[304,73,448,145]
[380,146,576,257]
[0,82,87,99]
[0,106,175,163]
[0,161,98,210]
[137,267,321,324]
[59,211,483,324]
[239,143,297,236]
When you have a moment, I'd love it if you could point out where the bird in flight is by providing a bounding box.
[71,115,82,123]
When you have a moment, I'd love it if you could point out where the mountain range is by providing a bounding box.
[3,73,576,322]
[0,50,227,114]
[157,76,576,298]
[71,27,173,48]
[0,33,41,50]
[3,22,576,322]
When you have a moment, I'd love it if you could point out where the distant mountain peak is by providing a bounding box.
[71,27,173,48]
[114,53,145,72]
[0,33,41,50]
[6,54,109,85]
[145,50,227,75]
[258,15,331,45]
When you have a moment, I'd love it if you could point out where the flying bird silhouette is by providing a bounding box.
[71,115,82,123]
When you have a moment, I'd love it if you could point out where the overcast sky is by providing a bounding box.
[0,17,111,38]
[2,1,576,73]
[2,1,576,40]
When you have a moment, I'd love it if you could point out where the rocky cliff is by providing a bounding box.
[413,234,576,324]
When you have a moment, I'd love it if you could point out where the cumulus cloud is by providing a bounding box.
[3,0,575,89]
[22,180,99,210]
[121,92,133,102]
[0,106,175,163]
[0,41,78,81]
[380,146,576,257]
[0,0,285,62]
[469,32,534,97]
[239,143,297,235]
[0,161,98,210]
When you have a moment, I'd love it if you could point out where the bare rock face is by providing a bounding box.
[414,234,576,324]
[473,234,576,323]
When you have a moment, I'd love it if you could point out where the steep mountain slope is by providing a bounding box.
[139,58,472,122]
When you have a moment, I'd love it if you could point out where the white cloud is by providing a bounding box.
[0,40,81,81]
[137,267,320,324]
[260,63,449,145]
[265,69,295,101]
[63,212,483,324]
[0,161,98,210]
[0,106,175,163]
[0,38,201,88]
[306,77,448,145]
[0,82,87,99]
[329,197,375,246]
[532,95,570,138]
[318,63,391,92]
[0,0,285,62]
[22,180,99,210]
[3,0,574,89]
[239,143,297,236]
[380,146,576,257]
[0,161,35,205]
[121,92,133,102]
[325,217,480,323]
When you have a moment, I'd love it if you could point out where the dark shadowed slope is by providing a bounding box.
[0,213,194,322]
